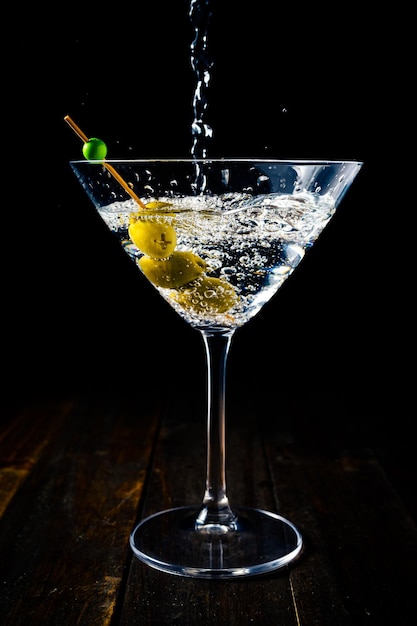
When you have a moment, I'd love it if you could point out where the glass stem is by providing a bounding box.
[195,329,238,532]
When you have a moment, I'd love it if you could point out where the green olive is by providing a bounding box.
[82,138,108,160]
[138,251,206,289]
[129,219,177,259]
[172,276,237,314]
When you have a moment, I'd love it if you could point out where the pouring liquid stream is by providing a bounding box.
[189,0,214,192]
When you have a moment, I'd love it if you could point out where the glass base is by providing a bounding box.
[130,505,303,579]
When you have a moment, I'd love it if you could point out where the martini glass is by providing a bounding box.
[69,158,362,578]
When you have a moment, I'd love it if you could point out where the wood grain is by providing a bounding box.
[1,391,416,625]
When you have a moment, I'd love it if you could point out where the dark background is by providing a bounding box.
[4,2,411,429]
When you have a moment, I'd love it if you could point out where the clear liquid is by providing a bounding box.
[189,0,214,161]
[98,192,335,331]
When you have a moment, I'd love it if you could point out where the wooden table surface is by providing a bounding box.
[1,384,416,625]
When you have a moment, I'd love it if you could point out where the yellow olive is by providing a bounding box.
[172,276,237,314]
[128,219,177,259]
[138,251,206,289]
[145,201,172,210]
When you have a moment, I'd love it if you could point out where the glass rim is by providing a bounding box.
[70,158,364,166]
